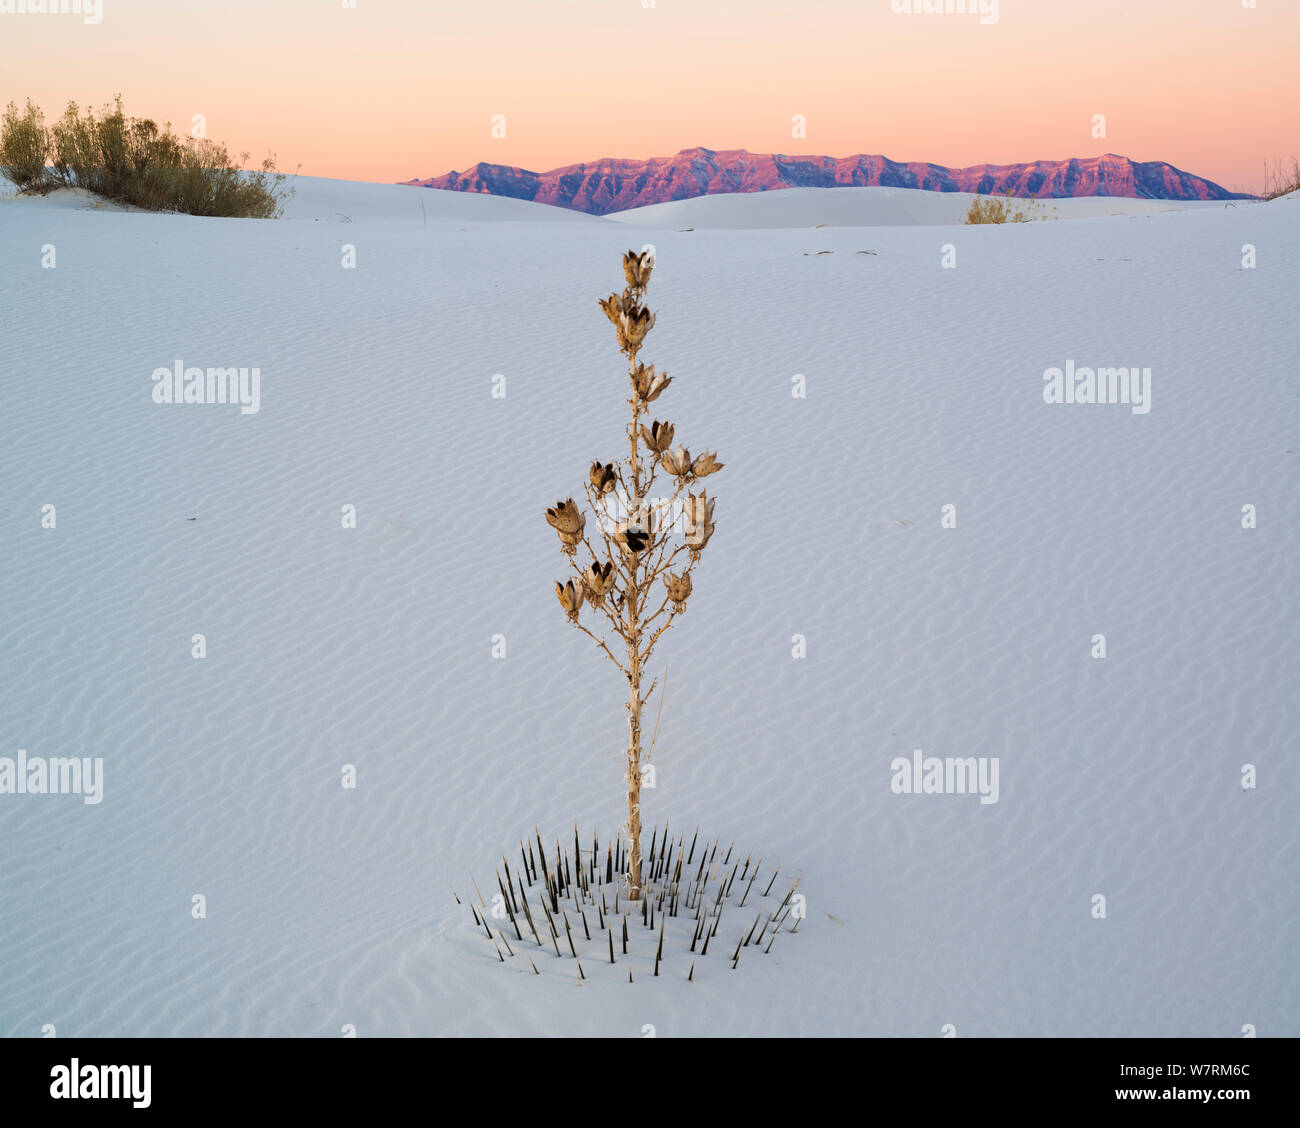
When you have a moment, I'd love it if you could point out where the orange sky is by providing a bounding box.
[2,0,1296,194]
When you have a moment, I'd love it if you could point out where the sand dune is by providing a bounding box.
[291,175,605,225]
[0,176,1294,1036]
[605,184,1233,229]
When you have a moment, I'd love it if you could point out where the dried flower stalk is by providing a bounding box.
[545,250,723,899]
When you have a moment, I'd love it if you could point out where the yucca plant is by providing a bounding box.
[545,250,723,900]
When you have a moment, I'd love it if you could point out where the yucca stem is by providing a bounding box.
[624,280,648,901]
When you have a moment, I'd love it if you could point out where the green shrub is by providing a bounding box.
[965,190,1050,224]
[41,95,293,217]
[145,143,289,219]
[0,99,52,193]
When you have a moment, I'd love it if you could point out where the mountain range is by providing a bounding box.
[404,148,1249,215]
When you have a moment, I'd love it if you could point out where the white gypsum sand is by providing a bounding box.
[0,176,1294,1036]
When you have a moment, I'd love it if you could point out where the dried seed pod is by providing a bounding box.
[598,293,624,325]
[689,522,715,558]
[614,522,649,556]
[545,497,586,556]
[664,571,692,613]
[690,450,724,478]
[623,248,654,289]
[589,461,617,496]
[618,305,655,351]
[555,579,584,621]
[684,490,716,558]
[545,497,584,534]
[631,362,671,405]
[684,489,715,531]
[640,419,675,454]
[583,559,617,604]
[659,444,692,479]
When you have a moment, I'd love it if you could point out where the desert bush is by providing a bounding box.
[146,143,289,218]
[965,190,1049,224]
[1262,157,1300,201]
[0,99,52,193]
[47,101,96,189]
[42,95,293,217]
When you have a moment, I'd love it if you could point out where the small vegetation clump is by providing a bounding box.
[0,95,293,218]
[1262,157,1300,201]
[0,99,52,194]
[459,825,803,983]
[965,190,1053,224]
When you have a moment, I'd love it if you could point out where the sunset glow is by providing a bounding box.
[2,0,1297,196]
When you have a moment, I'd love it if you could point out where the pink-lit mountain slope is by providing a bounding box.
[404,148,1249,215]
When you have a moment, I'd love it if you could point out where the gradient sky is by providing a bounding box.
[2,0,1296,193]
